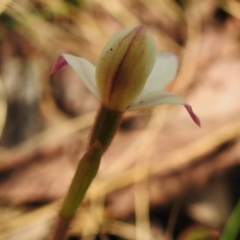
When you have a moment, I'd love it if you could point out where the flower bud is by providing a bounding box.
[96,25,157,111]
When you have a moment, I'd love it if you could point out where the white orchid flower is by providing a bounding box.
[51,25,200,126]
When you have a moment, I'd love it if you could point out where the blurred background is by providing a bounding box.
[0,0,240,239]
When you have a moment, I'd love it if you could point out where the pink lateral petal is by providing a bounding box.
[50,55,68,76]
[185,105,201,127]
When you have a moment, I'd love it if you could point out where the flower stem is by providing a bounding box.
[60,141,103,219]
[51,215,71,240]
[89,104,123,152]
[51,105,123,240]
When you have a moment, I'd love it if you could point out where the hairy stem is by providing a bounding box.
[89,104,123,152]
[51,105,123,240]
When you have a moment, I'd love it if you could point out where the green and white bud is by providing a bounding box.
[96,25,157,111]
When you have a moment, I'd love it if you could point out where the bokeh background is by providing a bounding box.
[0,0,240,239]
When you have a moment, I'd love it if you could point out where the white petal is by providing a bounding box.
[140,52,178,95]
[62,54,99,99]
[128,91,200,126]
[128,91,187,110]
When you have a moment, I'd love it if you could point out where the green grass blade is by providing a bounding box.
[220,199,240,240]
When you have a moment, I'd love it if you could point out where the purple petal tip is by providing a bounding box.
[50,55,68,76]
[185,105,201,127]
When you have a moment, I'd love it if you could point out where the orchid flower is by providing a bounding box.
[51,26,200,240]
[51,25,200,127]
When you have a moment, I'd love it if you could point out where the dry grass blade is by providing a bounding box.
[139,0,183,23]
[102,220,151,240]
[5,2,75,53]
[221,0,240,19]
[0,111,141,172]
[89,118,240,199]
[105,106,169,176]
[0,201,60,240]
[80,196,106,238]
[173,0,202,93]
[94,0,140,26]
[0,77,7,140]
[0,111,94,171]
[164,202,181,240]
[134,165,151,240]
[0,0,11,14]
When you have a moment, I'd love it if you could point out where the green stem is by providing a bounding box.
[89,104,123,152]
[60,141,103,218]
[51,105,123,240]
